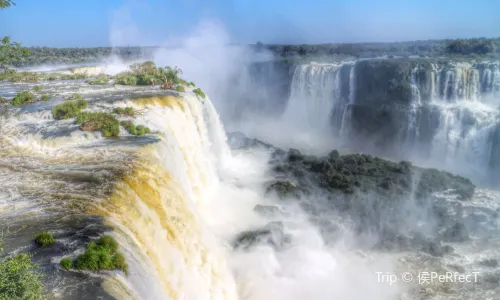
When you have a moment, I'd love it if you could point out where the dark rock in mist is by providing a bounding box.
[264,147,476,252]
[226,131,275,150]
[479,259,499,268]
[442,222,470,242]
[265,180,302,199]
[233,221,291,251]
[253,204,287,217]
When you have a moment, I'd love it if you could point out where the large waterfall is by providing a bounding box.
[281,62,356,137]
[277,60,500,183]
[0,91,240,300]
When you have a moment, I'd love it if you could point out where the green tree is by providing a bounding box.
[0,228,45,300]
[0,1,30,70]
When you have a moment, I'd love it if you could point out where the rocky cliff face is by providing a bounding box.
[228,58,500,185]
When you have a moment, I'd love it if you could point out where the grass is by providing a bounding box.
[33,85,41,92]
[0,70,89,83]
[193,88,206,99]
[41,95,50,102]
[76,112,120,137]
[62,235,129,275]
[120,120,151,136]
[60,258,72,270]
[11,91,36,106]
[0,96,6,104]
[0,253,45,299]
[34,232,55,247]
[113,107,135,117]
[175,85,185,92]
[87,74,110,85]
[52,100,88,120]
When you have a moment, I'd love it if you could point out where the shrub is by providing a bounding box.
[41,95,50,102]
[77,112,120,137]
[193,88,206,99]
[11,91,36,106]
[60,258,72,270]
[0,96,6,104]
[113,107,134,117]
[121,121,151,136]
[115,72,138,86]
[136,125,151,135]
[175,85,185,92]
[72,236,128,275]
[0,253,45,299]
[34,232,55,247]
[188,81,195,87]
[52,100,88,120]
[33,85,41,92]
[87,74,110,85]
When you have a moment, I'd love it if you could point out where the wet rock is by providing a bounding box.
[226,132,274,150]
[447,264,465,273]
[233,221,291,251]
[253,204,286,217]
[479,259,499,268]
[265,180,301,199]
[287,148,304,162]
[442,222,469,242]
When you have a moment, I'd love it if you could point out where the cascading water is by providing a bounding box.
[0,87,239,300]
[281,62,356,138]
[276,59,499,183]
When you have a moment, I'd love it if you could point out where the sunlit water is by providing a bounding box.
[0,79,499,300]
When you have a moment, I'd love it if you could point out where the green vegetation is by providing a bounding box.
[188,81,195,87]
[61,235,128,275]
[60,258,72,271]
[193,88,206,99]
[0,227,45,300]
[11,91,36,106]
[0,254,45,300]
[0,2,30,70]
[32,85,40,92]
[120,120,151,136]
[175,85,185,92]
[446,38,496,56]
[0,96,6,104]
[87,74,110,85]
[10,46,155,67]
[114,61,185,90]
[0,71,90,83]
[76,112,120,137]
[41,95,49,102]
[52,100,87,120]
[113,106,134,116]
[34,232,55,247]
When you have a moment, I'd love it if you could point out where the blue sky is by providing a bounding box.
[1,0,499,47]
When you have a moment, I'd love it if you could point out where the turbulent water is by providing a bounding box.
[272,60,500,184]
[1,59,500,300]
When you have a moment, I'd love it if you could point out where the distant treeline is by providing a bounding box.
[260,38,500,59]
[13,46,158,67]
[12,38,500,67]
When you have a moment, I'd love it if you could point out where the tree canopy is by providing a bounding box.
[0,0,14,8]
[0,1,30,70]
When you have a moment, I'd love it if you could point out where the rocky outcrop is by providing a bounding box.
[264,147,477,255]
[233,221,291,251]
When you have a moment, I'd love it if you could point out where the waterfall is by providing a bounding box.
[0,94,239,300]
[281,62,356,139]
[278,60,499,182]
[281,63,342,134]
